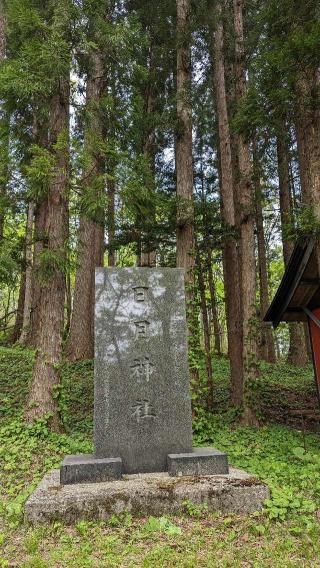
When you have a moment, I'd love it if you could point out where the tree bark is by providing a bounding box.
[233,0,258,425]
[207,249,222,355]
[25,77,69,430]
[255,191,276,363]
[0,0,8,242]
[107,177,116,266]
[276,130,294,267]
[253,141,276,363]
[294,68,320,363]
[66,49,105,361]
[65,266,71,335]
[196,247,214,410]
[94,223,104,268]
[212,1,243,406]
[0,111,9,242]
[297,69,320,277]
[0,0,5,60]
[9,269,26,344]
[276,127,309,366]
[24,114,50,346]
[139,50,156,268]
[18,202,35,345]
[26,198,48,346]
[67,219,96,361]
[176,0,194,279]
[176,0,200,388]
[295,116,311,205]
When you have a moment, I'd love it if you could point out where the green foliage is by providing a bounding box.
[24,145,55,202]
[264,488,316,521]
[287,207,320,241]
[37,248,68,282]
[194,411,320,521]
[0,239,21,286]
[0,348,92,529]
[1,346,320,565]
[2,0,75,100]
[143,516,182,536]
[182,500,208,518]
[191,352,316,421]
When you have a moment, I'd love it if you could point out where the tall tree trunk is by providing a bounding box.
[296,68,320,258]
[176,0,194,279]
[140,249,156,267]
[25,114,49,346]
[66,49,105,361]
[253,141,276,362]
[107,177,116,266]
[0,0,5,61]
[94,223,104,267]
[25,77,69,430]
[0,0,8,242]
[255,192,276,363]
[295,116,311,205]
[207,249,222,355]
[65,265,71,335]
[276,130,294,267]
[276,127,309,366]
[19,202,35,344]
[212,1,243,405]
[0,110,8,242]
[199,138,222,358]
[26,198,48,346]
[65,197,71,336]
[9,268,26,344]
[140,50,156,267]
[295,69,320,366]
[233,0,258,425]
[196,247,214,410]
[176,0,199,387]
[304,323,313,360]
[67,219,96,361]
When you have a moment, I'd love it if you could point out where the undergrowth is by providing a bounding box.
[1,346,320,567]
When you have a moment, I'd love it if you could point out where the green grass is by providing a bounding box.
[1,346,320,567]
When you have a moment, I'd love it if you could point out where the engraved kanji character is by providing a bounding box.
[132,286,148,302]
[134,320,150,339]
[131,400,155,423]
[130,357,154,382]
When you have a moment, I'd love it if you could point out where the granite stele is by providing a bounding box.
[61,268,228,483]
[25,268,269,523]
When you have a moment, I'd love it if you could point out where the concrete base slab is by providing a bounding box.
[25,468,269,524]
[168,447,228,476]
[60,454,122,485]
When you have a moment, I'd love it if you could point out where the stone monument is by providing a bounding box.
[60,268,228,483]
[25,268,269,523]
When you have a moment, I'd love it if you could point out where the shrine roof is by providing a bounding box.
[264,239,320,328]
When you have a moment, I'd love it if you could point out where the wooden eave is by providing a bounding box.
[264,239,320,328]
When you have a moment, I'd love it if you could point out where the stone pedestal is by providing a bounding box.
[25,469,269,524]
[168,448,228,477]
[60,455,122,485]
[60,447,229,485]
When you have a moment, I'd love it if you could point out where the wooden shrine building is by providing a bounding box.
[264,239,320,402]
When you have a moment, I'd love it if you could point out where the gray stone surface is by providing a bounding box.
[168,447,228,476]
[25,468,270,524]
[60,455,122,485]
[94,268,193,473]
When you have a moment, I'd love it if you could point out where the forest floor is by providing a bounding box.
[1,346,320,567]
